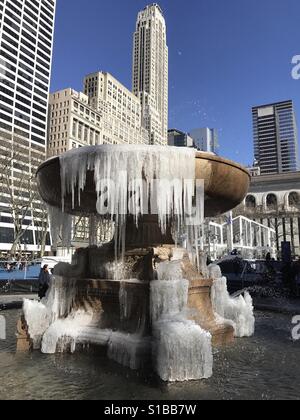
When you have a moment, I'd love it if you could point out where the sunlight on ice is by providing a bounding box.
[209,265,255,338]
[151,261,213,382]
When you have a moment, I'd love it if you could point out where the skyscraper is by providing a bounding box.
[132,4,168,146]
[189,128,219,153]
[252,100,299,175]
[0,0,56,254]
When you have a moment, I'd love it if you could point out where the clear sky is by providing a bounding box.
[51,0,300,166]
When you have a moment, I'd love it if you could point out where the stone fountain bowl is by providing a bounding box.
[37,149,250,218]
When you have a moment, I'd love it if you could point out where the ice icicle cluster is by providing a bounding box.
[151,260,213,382]
[58,145,198,256]
[209,264,255,338]
[47,205,72,249]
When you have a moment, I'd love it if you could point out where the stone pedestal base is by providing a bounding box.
[21,244,234,352]
[51,245,235,347]
[16,316,32,352]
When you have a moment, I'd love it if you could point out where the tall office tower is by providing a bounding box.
[189,128,219,153]
[132,4,168,145]
[0,0,56,255]
[252,100,299,175]
[84,71,149,145]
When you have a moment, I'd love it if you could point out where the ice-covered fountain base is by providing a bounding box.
[21,245,254,382]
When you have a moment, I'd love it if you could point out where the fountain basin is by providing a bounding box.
[37,148,250,218]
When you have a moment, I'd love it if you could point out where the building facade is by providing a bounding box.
[189,128,218,153]
[168,129,194,148]
[252,100,299,175]
[132,4,168,146]
[48,89,103,156]
[83,72,149,145]
[0,0,56,255]
[238,172,300,258]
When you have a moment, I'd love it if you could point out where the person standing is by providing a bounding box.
[38,265,51,300]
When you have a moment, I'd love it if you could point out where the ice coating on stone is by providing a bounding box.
[107,333,151,370]
[151,260,213,382]
[41,310,112,354]
[58,145,197,255]
[23,276,77,348]
[153,320,213,382]
[24,276,150,367]
[41,310,96,354]
[151,278,189,323]
[156,260,183,281]
[209,264,222,280]
[209,265,255,338]
[23,299,51,349]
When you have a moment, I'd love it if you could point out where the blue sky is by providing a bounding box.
[51,0,300,165]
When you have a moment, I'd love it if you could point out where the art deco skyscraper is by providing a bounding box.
[132,4,168,145]
[0,0,56,253]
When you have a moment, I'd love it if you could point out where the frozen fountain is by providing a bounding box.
[22,145,254,382]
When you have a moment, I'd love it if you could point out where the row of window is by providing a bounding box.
[0,116,46,145]
[1,28,51,72]
[2,12,53,54]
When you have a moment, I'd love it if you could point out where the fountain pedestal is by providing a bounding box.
[52,244,234,347]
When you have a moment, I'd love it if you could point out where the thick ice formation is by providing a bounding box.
[23,276,77,349]
[24,276,151,366]
[23,299,51,349]
[151,260,213,382]
[107,333,151,370]
[209,264,255,337]
[24,281,111,355]
[55,145,199,255]
[41,310,97,354]
[40,309,112,354]
[153,320,213,382]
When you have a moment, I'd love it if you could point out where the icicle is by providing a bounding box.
[47,205,72,249]
[58,145,198,260]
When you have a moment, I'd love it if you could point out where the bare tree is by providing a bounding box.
[0,142,49,258]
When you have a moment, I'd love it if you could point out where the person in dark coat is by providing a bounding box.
[38,265,51,300]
